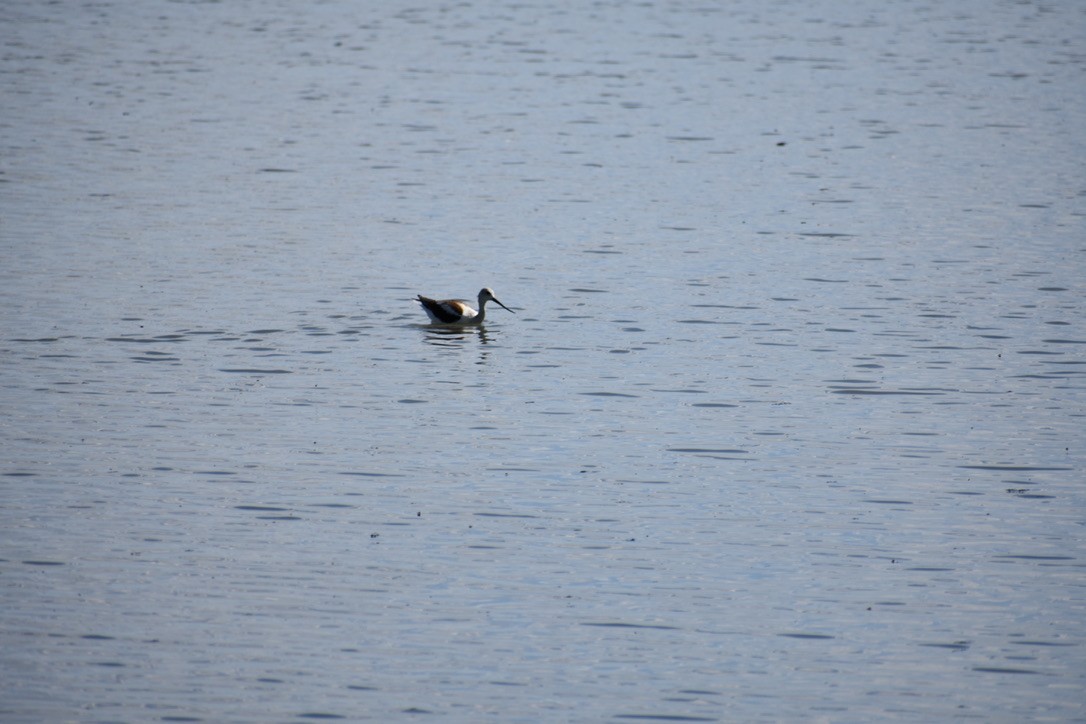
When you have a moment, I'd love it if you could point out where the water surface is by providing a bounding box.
[2,0,1084,721]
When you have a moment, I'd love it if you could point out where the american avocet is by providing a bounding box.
[416,287,515,325]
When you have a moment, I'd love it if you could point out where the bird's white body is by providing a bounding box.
[416,287,514,325]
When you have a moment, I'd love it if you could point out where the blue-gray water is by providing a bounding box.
[2,1,1084,721]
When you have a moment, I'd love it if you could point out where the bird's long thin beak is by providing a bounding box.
[494,298,515,313]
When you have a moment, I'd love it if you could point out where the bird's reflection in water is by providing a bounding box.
[422,324,494,346]
[421,324,493,365]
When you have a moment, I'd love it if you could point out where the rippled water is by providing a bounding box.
[3,0,1085,721]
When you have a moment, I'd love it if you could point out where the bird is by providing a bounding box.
[416,287,515,325]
